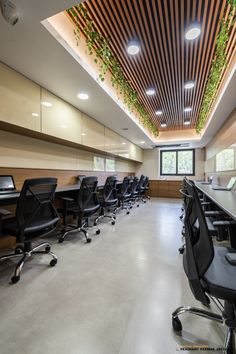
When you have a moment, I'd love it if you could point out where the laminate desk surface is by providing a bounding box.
[195,182,236,221]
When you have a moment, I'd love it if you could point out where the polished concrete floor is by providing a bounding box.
[0,198,226,354]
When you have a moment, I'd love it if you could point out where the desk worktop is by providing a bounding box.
[195,182,236,221]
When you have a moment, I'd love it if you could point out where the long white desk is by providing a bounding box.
[195,182,236,221]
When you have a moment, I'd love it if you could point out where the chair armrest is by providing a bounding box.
[205,210,226,217]
[225,253,236,266]
[60,197,74,202]
[0,208,12,217]
[213,220,236,227]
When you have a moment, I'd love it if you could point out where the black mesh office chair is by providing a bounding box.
[172,178,236,353]
[117,176,132,215]
[59,176,100,243]
[95,176,118,226]
[179,178,235,254]
[0,178,59,283]
[136,175,146,203]
[129,176,140,207]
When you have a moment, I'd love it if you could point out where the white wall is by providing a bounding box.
[136,148,205,180]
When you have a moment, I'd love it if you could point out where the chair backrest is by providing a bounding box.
[142,176,149,189]
[130,177,139,193]
[16,177,59,232]
[183,178,214,304]
[78,176,99,210]
[120,176,131,196]
[103,176,117,202]
[137,175,145,191]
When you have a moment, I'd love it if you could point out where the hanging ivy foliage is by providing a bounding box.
[196,1,236,134]
[67,5,159,137]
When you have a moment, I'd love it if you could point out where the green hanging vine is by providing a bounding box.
[67,4,159,137]
[196,1,236,134]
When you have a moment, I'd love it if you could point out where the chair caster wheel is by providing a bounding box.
[11,275,20,284]
[86,238,92,243]
[137,204,139,207]
[172,317,182,332]
[113,216,116,220]
[179,247,184,254]
[50,259,57,267]
[111,221,115,225]
[94,222,97,226]
[96,229,100,235]
[126,211,130,215]
[58,238,64,243]
[14,247,22,254]
[45,245,51,253]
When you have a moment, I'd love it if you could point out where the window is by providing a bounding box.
[216,148,234,172]
[93,156,105,171]
[105,158,115,172]
[160,149,195,176]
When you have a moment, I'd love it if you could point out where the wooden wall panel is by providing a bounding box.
[148,180,181,198]
[0,167,133,191]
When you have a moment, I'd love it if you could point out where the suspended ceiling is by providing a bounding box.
[0,0,235,149]
[67,0,235,132]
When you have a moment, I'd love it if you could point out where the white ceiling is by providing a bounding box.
[0,0,235,149]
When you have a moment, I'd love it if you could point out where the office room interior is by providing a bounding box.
[0,0,235,353]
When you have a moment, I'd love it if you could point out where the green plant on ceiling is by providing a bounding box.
[196,0,236,134]
[67,4,159,137]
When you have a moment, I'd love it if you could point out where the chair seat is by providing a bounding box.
[103,198,118,206]
[3,216,59,236]
[68,204,100,216]
[203,246,236,301]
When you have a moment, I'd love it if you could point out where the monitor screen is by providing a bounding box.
[227,177,236,189]
[0,176,15,191]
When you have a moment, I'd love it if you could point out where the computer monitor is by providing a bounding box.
[0,175,16,192]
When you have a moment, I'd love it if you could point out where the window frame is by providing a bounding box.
[160,149,195,176]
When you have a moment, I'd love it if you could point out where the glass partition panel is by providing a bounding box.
[216,148,235,172]
[93,156,105,171]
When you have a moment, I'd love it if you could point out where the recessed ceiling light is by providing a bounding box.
[155,110,163,115]
[184,119,191,125]
[185,26,201,40]
[81,133,86,136]
[140,141,145,144]
[32,112,39,117]
[146,88,156,96]
[78,93,89,100]
[184,107,192,112]
[61,124,67,129]
[184,81,195,89]
[121,142,126,145]
[160,121,167,128]
[41,101,53,107]
[126,40,140,55]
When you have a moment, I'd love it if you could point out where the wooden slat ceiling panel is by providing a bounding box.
[69,0,234,131]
